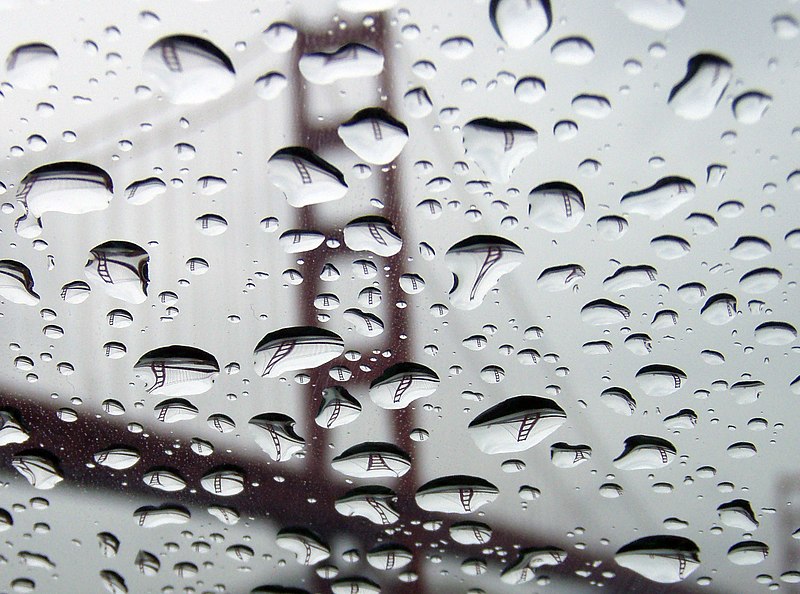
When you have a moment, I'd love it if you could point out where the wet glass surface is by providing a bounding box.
[1,1,799,592]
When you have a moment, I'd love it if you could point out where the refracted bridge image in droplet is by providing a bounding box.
[581,299,630,325]
[620,176,695,220]
[14,162,113,238]
[728,541,769,565]
[415,475,499,514]
[537,264,585,292]
[316,386,362,429]
[636,364,687,396]
[700,293,737,325]
[528,182,585,232]
[338,108,408,165]
[603,265,657,292]
[11,451,63,490]
[668,53,732,120]
[468,395,567,454]
[267,147,348,208]
[84,241,149,304]
[332,442,411,478]
[369,362,439,410]
[462,118,537,183]
[0,409,29,446]
[0,260,40,305]
[298,43,384,85]
[134,345,219,397]
[613,435,677,470]
[248,413,305,462]
[143,35,235,105]
[335,486,400,525]
[133,505,191,528]
[489,0,552,49]
[343,216,403,257]
[500,547,567,585]
[276,529,331,566]
[615,535,700,583]
[125,177,166,206]
[253,327,344,378]
[445,235,524,310]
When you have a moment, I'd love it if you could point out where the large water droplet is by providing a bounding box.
[332,442,411,478]
[621,177,695,220]
[249,413,304,462]
[143,36,235,104]
[253,327,344,378]
[415,475,499,513]
[462,118,537,183]
[616,0,686,30]
[529,182,585,232]
[445,235,524,310]
[0,260,40,305]
[299,43,383,85]
[468,395,566,454]
[669,54,732,120]
[613,436,676,469]
[276,529,331,566]
[84,241,149,304]
[615,536,700,582]
[267,148,348,208]
[369,363,439,409]
[134,345,219,396]
[489,0,551,49]
[6,43,58,89]
[338,108,408,165]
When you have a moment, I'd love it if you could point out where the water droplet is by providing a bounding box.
[332,442,411,478]
[490,0,551,49]
[11,452,63,489]
[335,486,399,525]
[415,475,499,513]
[616,0,686,30]
[551,37,595,65]
[369,362,439,409]
[621,177,695,220]
[529,182,585,231]
[134,345,219,396]
[727,541,768,565]
[462,118,537,183]
[445,235,524,310]
[254,327,343,378]
[343,216,402,256]
[0,260,40,305]
[85,241,149,304]
[6,43,58,89]
[143,36,235,104]
[469,395,566,454]
[276,529,331,566]
[615,536,699,582]
[572,94,612,119]
[268,148,348,208]
[255,72,287,100]
[501,548,567,584]
[249,413,304,462]
[754,321,796,345]
[733,92,772,124]
[515,77,546,103]
[299,43,383,85]
[581,299,630,325]
[153,398,198,423]
[669,54,732,120]
[94,447,140,470]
